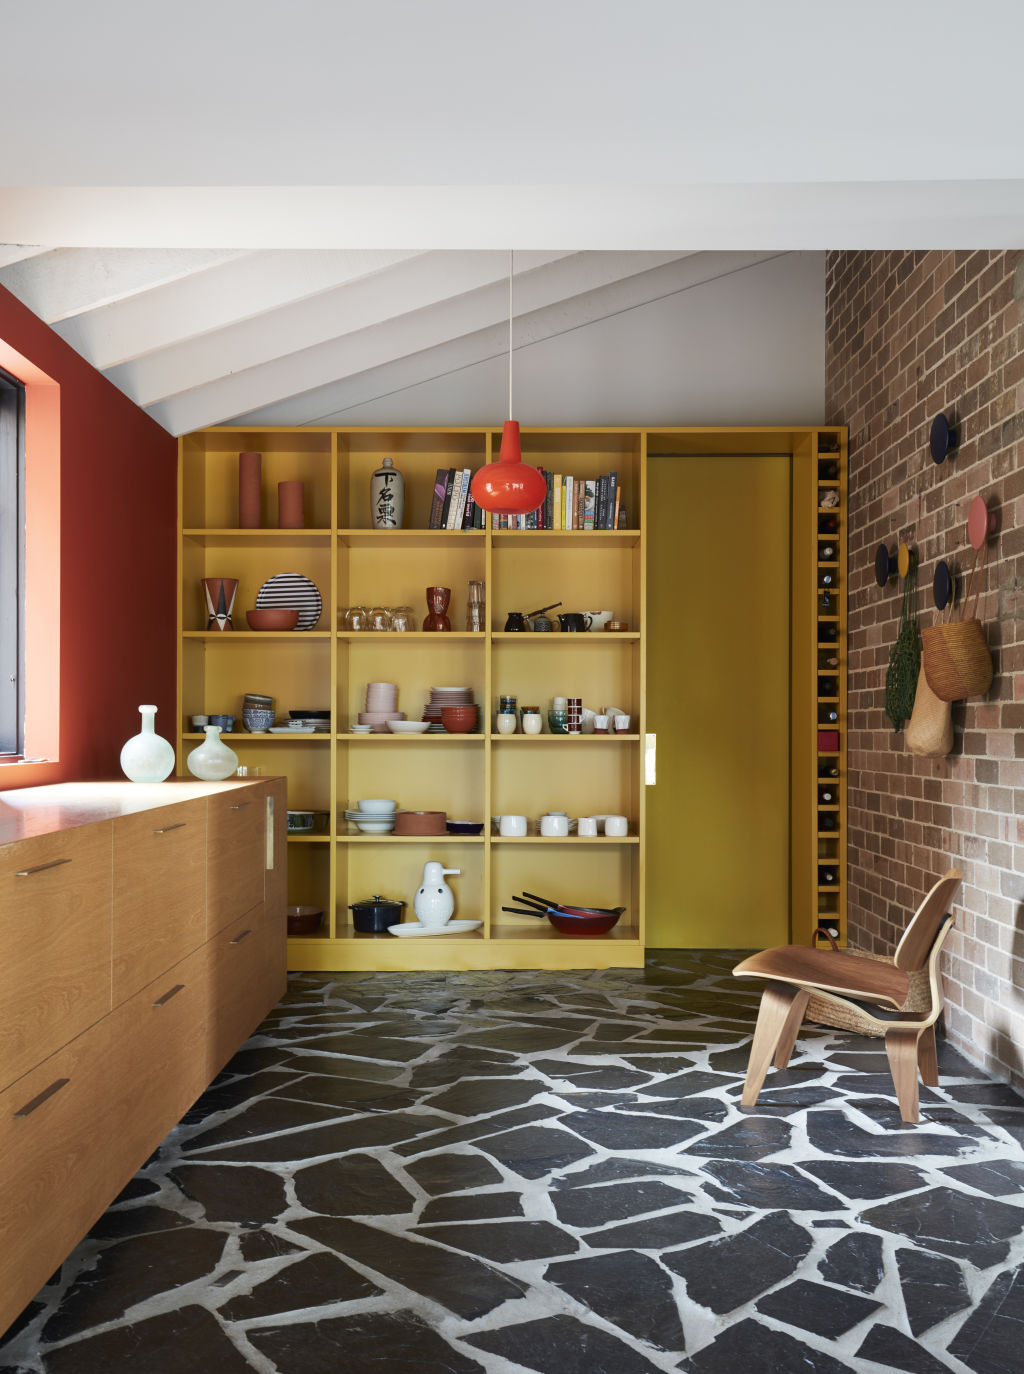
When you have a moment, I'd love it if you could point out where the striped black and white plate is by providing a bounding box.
[255,573,322,631]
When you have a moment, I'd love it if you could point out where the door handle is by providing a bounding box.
[14,1078,70,1117]
[230,928,253,945]
[229,803,251,811]
[14,858,71,877]
[153,984,185,1007]
[153,823,187,835]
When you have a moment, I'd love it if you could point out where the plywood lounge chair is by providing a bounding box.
[732,868,963,1123]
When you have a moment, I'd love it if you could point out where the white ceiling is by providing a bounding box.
[1,1,1022,434]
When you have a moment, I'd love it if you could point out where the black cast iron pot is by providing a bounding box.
[349,894,405,933]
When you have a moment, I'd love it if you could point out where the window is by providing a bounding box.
[0,367,25,757]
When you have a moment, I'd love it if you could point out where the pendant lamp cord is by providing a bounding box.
[508,249,513,421]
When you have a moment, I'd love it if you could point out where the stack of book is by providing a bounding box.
[491,470,623,530]
[428,468,485,530]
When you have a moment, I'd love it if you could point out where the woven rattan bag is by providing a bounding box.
[906,665,954,757]
[921,619,993,702]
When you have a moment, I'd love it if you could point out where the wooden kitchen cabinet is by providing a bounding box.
[0,777,286,1336]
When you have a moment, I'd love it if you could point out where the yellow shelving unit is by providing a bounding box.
[178,424,845,970]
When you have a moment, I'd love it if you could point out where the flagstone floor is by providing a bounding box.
[2,951,1024,1374]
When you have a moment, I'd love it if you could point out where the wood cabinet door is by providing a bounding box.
[0,823,112,1090]
[206,907,277,1075]
[111,799,206,1006]
[206,787,265,937]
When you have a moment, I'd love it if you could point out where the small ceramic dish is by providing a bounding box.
[387,720,431,734]
[287,811,314,831]
[446,819,484,835]
[356,799,398,813]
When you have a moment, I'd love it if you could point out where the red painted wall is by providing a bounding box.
[0,282,178,787]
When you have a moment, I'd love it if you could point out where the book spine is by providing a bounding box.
[446,469,465,529]
[565,475,573,530]
[439,468,456,528]
[596,474,608,530]
[575,478,584,530]
[429,468,447,529]
[462,484,476,530]
[584,480,596,530]
[553,473,562,530]
[544,470,553,530]
[606,471,618,531]
[456,467,471,528]
[612,484,621,529]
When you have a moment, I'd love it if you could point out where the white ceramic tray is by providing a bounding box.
[389,919,482,937]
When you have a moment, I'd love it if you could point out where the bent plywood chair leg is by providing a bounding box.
[742,983,803,1107]
[917,1024,939,1086]
[885,1028,923,1123]
[773,989,811,1070]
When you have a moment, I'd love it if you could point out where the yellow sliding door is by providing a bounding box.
[645,453,790,948]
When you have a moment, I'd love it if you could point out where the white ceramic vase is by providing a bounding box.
[120,704,175,782]
[413,861,460,927]
[186,724,239,781]
[370,456,404,529]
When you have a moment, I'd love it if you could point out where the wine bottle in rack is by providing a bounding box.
[818,784,837,804]
[818,676,838,697]
[819,542,837,561]
[818,514,838,534]
[819,867,837,885]
[819,624,838,642]
[818,813,838,832]
[818,762,840,778]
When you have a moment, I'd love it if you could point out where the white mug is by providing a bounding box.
[540,814,569,837]
[499,814,528,836]
[583,611,613,632]
[613,714,631,733]
[604,814,628,836]
[496,713,517,734]
[577,816,598,837]
[522,713,542,735]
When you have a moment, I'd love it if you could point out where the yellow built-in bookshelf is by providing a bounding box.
[178,426,846,971]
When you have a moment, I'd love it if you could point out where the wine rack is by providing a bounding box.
[814,434,847,945]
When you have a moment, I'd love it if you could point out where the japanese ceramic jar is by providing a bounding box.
[370,456,404,528]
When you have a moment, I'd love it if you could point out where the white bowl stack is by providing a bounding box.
[359,681,404,732]
[423,685,474,733]
[344,798,398,833]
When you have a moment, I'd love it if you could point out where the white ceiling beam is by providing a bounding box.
[111,250,578,413]
[54,249,426,370]
[0,248,248,323]
[3,184,1024,252]
[0,246,48,269]
[157,251,749,433]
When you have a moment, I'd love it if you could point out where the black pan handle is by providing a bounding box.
[501,906,547,917]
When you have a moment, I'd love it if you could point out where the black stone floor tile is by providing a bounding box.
[755,1276,881,1337]
[895,1246,972,1336]
[288,1215,526,1318]
[679,1317,854,1373]
[947,1262,1024,1373]
[860,1185,1024,1268]
[545,1249,687,1351]
[218,1249,382,1319]
[818,1231,885,1293]
[6,955,1024,1374]
[248,1309,487,1374]
[42,1305,254,1374]
[464,1313,667,1374]
[550,1178,693,1227]
[663,1213,812,1314]
[700,1160,845,1211]
[856,1322,959,1374]
[292,1151,417,1215]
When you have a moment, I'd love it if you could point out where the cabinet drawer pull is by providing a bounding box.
[153,822,187,835]
[153,983,185,1007]
[14,857,71,878]
[230,928,253,945]
[229,802,251,811]
[15,1077,70,1117]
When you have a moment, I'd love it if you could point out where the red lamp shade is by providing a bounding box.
[470,422,547,516]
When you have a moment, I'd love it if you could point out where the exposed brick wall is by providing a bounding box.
[825,250,1024,1089]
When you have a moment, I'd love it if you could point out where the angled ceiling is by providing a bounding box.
[1,1,1022,434]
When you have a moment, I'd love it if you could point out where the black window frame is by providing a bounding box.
[0,366,25,756]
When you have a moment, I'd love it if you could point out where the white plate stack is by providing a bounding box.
[423,685,474,732]
[359,681,404,732]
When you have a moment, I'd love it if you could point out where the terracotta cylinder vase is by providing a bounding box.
[278,481,305,529]
[238,451,261,528]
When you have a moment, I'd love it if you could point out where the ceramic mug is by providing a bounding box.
[593,715,609,734]
[577,816,598,837]
[523,713,542,735]
[499,814,528,837]
[496,713,517,735]
[583,611,613,632]
[540,814,569,837]
[613,714,631,733]
[604,814,628,836]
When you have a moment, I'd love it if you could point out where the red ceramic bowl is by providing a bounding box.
[247,607,300,631]
[287,905,324,936]
[441,706,479,733]
[547,909,620,935]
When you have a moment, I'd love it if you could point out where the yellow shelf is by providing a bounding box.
[338,529,486,549]
[182,631,332,640]
[183,528,332,546]
[337,834,487,844]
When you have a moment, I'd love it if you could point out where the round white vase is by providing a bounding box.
[120,704,176,782]
[186,724,239,781]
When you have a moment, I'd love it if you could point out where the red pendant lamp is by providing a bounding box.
[470,252,547,517]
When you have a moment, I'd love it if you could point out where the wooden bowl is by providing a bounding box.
[246,607,300,631]
[287,905,324,936]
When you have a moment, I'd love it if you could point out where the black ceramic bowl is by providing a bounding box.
[446,819,484,835]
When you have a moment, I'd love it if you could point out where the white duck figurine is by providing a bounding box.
[414,862,460,928]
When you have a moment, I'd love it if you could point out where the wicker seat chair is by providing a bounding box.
[732,868,963,1123]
